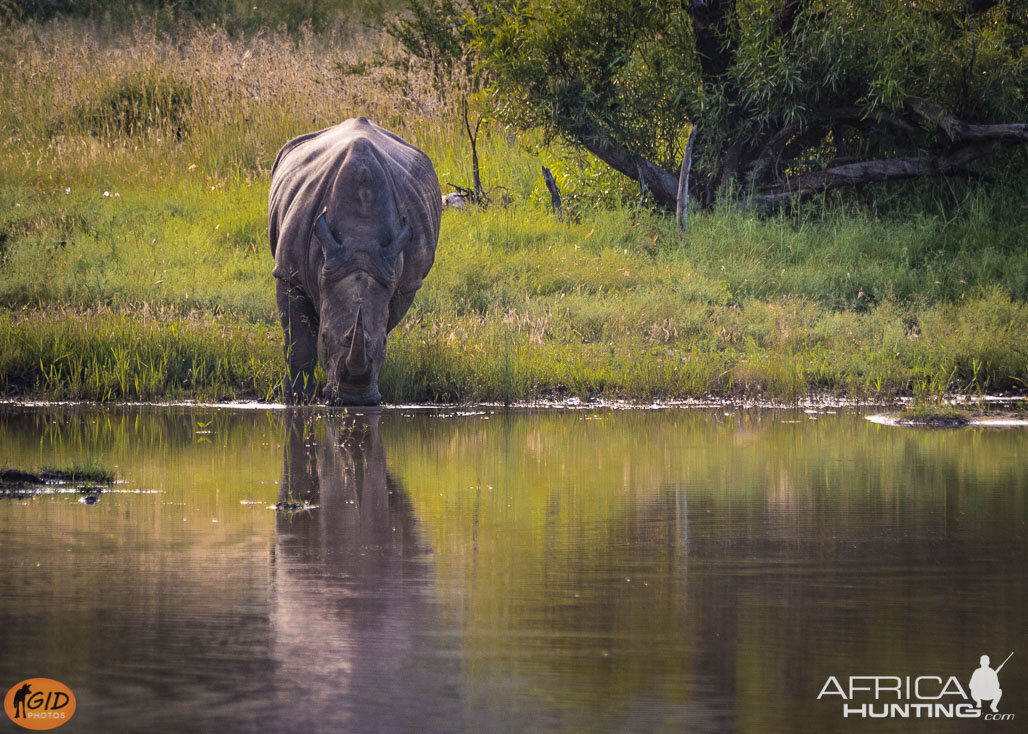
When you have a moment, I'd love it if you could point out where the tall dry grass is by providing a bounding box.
[0,15,457,175]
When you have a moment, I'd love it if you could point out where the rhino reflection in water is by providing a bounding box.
[271,411,460,730]
[269,118,442,405]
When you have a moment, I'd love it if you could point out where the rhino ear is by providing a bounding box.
[314,208,341,254]
[383,219,412,261]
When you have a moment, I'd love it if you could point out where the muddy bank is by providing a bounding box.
[866,408,1028,429]
[0,466,115,499]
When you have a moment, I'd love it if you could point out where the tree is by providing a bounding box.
[470,0,1028,210]
[387,0,483,89]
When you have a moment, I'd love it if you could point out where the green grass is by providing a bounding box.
[1,12,1026,404]
[0,310,282,401]
[1,461,115,487]
[897,405,971,425]
[40,461,116,484]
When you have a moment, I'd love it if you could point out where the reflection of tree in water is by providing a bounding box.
[385,413,735,731]
[270,409,460,732]
[383,411,1028,732]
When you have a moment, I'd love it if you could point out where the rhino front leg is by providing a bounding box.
[276,279,319,404]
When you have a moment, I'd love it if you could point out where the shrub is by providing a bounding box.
[73,69,194,138]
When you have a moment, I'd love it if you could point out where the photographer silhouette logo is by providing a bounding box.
[4,679,76,730]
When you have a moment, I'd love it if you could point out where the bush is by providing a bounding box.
[73,70,193,138]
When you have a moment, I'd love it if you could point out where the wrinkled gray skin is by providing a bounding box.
[269,118,441,405]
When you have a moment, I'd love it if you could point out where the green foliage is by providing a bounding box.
[530,150,637,213]
[0,311,282,401]
[385,0,479,87]
[3,1,231,23]
[897,404,970,425]
[8,184,1028,403]
[475,1,690,169]
[471,0,1028,202]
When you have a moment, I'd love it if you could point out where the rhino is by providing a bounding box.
[269,117,441,405]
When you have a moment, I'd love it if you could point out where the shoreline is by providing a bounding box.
[866,413,1028,428]
[1,394,1023,414]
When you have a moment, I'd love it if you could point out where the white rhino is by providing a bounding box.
[269,117,441,404]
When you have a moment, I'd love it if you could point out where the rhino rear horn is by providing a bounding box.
[314,208,341,252]
[383,220,412,261]
[345,305,369,377]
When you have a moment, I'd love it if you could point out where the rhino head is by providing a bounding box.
[313,163,411,406]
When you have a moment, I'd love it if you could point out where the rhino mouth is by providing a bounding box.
[324,364,380,406]
[323,384,381,406]
[323,305,382,405]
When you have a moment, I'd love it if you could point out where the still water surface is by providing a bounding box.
[0,405,1025,732]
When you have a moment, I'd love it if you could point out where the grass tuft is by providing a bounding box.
[897,405,971,426]
[40,461,116,483]
[72,70,194,138]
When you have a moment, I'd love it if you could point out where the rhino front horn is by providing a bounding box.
[345,305,369,377]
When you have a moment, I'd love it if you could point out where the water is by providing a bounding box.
[1,405,1025,732]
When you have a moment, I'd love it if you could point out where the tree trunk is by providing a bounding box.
[541,166,562,213]
[676,126,696,231]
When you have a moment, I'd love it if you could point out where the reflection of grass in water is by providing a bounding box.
[1,405,1026,722]
[390,412,695,710]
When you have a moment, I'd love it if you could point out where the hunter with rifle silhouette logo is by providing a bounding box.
[970,652,1013,713]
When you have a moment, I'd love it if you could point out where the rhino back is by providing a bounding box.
[269,118,442,298]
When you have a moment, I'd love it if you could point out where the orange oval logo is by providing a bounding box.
[4,679,76,730]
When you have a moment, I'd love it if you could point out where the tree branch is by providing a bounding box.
[635,162,649,210]
[718,136,745,193]
[965,0,1001,13]
[822,106,916,133]
[541,166,562,213]
[957,122,1028,143]
[749,122,800,185]
[749,107,916,187]
[905,96,1028,145]
[577,128,680,209]
[752,139,1012,205]
[905,97,966,142]
[462,99,487,201]
[676,125,697,231]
